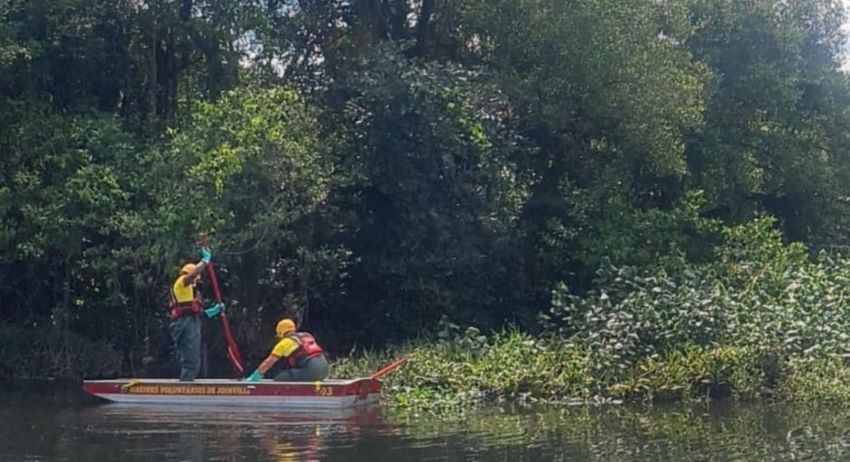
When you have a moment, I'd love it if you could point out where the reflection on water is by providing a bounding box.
[78,404,386,462]
[2,385,850,461]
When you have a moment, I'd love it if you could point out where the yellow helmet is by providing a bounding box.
[180,263,196,275]
[276,318,296,338]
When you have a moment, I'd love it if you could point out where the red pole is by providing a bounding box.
[199,235,244,377]
[370,354,413,380]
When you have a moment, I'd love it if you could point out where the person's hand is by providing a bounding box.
[200,247,212,264]
[204,302,224,318]
[245,369,263,382]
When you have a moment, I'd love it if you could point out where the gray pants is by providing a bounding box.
[274,355,329,382]
[169,316,201,381]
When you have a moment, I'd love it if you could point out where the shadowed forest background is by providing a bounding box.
[3,0,850,380]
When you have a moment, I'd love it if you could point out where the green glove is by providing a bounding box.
[204,302,223,318]
[200,247,212,264]
[246,369,263,382]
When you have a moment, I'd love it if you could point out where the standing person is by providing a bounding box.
[245,318,329,382]
[169,247,224,381]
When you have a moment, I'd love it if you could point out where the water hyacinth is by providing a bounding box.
[173,215,850,408]
[540,217,850,399]
[333,218,850,410]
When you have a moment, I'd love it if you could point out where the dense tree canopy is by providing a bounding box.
[2,0,850,377]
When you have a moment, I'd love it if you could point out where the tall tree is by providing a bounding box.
[684,0,850,245]
[456,0,708,299]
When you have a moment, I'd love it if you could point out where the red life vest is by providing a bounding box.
[168,286,202,320]
[286,332,325,368]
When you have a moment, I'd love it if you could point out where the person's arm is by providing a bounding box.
[257,355,280,375]
[246,338,297,381]
[179,248,212,287]
[179,262,207,287]
[245,354,279,381]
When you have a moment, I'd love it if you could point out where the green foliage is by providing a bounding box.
[149,87,328,243]
[546,218,850,377]
[4,0,850,382]
[335,221,850,408]
[0,109,141,350]
[462,0,707,176]
[331,330,781,411]
[778,357,850,403]
[562,190,723,275]
[685,0,850,244]
[611,345,776,401]
[454,0,714,298]
[325,46,528,342]
[354,330,596,412]
[0,324,122,381]
[143,87,345,355]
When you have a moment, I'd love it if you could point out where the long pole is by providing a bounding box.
[199,235,244,377]
[370,354,413,380]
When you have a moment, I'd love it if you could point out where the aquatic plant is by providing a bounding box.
[334,219,850,410]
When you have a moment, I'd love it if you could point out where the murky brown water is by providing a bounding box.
[3,385,850,461]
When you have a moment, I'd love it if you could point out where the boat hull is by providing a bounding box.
[83,378,381,409]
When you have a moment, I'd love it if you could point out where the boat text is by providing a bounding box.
[128,385,249,395]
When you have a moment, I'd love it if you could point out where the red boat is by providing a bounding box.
[83,378,382,410]
[88,239,410,410]
[84,349,410,410]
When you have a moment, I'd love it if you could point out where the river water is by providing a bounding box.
[2,385,850,461]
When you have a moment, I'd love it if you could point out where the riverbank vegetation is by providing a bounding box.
[334,219,850,410]
[3,0,850,406]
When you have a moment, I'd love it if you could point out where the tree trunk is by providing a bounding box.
[148,17,158,130]
[413,0,436,57]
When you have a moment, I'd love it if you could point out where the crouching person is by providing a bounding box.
[245,318,329,382]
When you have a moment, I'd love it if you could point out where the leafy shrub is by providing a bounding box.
[0,324,123,381]
[543,217,850,386]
